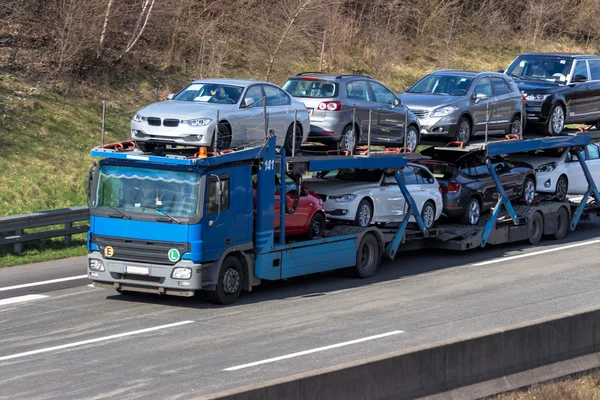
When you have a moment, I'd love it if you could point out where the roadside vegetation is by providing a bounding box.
[0,0,599,265]
[492,368,600,400]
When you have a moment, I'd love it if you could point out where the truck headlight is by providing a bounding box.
[535,162,557,172]
[89,259,105,272]
[330,194,357,202]
[172,267,192,280]
[183,118,212,127]
[430,106,457,117]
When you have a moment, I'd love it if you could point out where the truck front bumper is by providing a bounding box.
[87,251,208,297]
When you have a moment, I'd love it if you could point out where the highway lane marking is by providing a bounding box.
[0,275,88,292]
[473,239,600,267]
[0,294,48,306]
[223,330,404,371]
[0,320,194,361]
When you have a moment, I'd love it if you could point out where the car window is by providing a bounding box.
[414,166,435,184]
[369,81,396,104]
[407,75,473,96]
[206,176,230,215]
[473,78,492,97]
[573,60,589,80]
[383,173,397,184]
[491,78,510,95]
[282,79,338,98]
[587,144,600,160]
[460,158,488,177]
[589,60,600,81]
[264,85,283,106]
[243,86,263,108]
[402,167,418,185]
[279,88,291,105]
[346,81,371,101]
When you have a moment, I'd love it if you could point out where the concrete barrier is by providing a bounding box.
[199,307,600,400]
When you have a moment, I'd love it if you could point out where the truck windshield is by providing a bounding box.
[94,165,201,219]
[506,57,573,83]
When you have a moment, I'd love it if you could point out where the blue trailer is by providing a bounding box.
[86,133,600,304]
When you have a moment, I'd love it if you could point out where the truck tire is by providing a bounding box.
[553,207,569,240]
[354,233,380,278]
[206,256,243,305]
[527,212,544,245]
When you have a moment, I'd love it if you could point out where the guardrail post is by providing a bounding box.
[14,230,23,254]
[64,222,73,245]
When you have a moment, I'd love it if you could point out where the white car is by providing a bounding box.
[130,79,310,153]
[304,164,443,229]
[507,143,600,201]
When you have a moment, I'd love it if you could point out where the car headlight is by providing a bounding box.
[430,106,458,118]
[133,114,146,123]
[89,259,105,272]
[524,93,550,102]
[535,162,557,172]
[330,194,357,202]
[183,118,212,126]
[171,267,192,280]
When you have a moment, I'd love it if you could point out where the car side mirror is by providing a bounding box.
[389,97,401,108]
[473,93,488,104]
[167,93,175,100]
[300,187,308,196]
[242,98,255,108]
[572,74,587,83]
[497,69,505,73]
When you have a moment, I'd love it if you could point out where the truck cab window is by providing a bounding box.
[207,176,230,215]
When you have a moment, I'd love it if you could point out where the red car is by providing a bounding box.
[252,174,326,239]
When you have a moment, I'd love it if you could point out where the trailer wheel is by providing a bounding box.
[553,207,569,240]
[527,212,544,245]
[354,233,380,278]
[206,256,243,305]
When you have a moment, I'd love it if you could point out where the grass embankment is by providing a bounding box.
[491,368,600,400]
[0,38,591,266]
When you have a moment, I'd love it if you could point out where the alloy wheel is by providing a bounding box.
[422,204,434,228]
[556,177,568,201]
[469,200,480,225]
[524,180,535,204]
[458,120,470,143]
[343,129,356,152]
[406,128,418,151]
[552,106,564,135]
[358,204,371,227]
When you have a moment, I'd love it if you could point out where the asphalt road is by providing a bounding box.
[1,220,600,400]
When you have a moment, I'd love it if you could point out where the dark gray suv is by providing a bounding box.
[282,73,421,152]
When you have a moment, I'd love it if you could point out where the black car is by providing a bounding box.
[416,147,536,225]
[502,53,600,136]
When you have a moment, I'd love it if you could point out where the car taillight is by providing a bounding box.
[447,182,461,193]
[318,101,342,111]
[438,187,443,194]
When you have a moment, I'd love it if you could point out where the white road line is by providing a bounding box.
[473,239,600,267]
[224,330,404,371]
[0,275,88,292]
[0,320,194,361]
[0,294,48,306]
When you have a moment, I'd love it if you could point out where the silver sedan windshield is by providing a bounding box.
[174,83,244,104]
[408,75,473,96]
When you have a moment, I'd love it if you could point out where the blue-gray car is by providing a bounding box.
[399,70,525,144]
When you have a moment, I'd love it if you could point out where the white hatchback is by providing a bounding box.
[507,143,600,201]
[304,164,444,229]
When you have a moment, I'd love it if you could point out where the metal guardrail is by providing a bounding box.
[0,206,90,253]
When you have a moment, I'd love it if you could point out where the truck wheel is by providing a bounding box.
[353,233,380,278]
[553,207,569,240]
[206,256,243,305]
[527,212,544,245]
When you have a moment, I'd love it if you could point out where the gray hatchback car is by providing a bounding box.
[399,71,525,145]
[282,73,421,152]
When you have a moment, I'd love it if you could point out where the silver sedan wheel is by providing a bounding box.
[524,179,535,204]
[422,203,435,229]
[358,203,371,227]
[222,268,240,294]
[551,106,564,135]
[458,120,470,143]
[468,200,480,225]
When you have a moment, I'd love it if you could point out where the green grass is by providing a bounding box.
[0,236,86,268]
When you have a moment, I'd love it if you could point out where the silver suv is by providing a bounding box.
[282,73,421,152]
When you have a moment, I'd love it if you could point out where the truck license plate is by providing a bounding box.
[124,265,150,275]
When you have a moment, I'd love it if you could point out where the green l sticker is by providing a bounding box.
[168,248,180,262]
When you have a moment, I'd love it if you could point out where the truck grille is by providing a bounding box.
[93,235,189,266]
[147,117,162,126]
[163,118,180,127]
[411,109,429,119]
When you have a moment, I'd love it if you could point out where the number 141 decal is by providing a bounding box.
[263,160,275,171]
